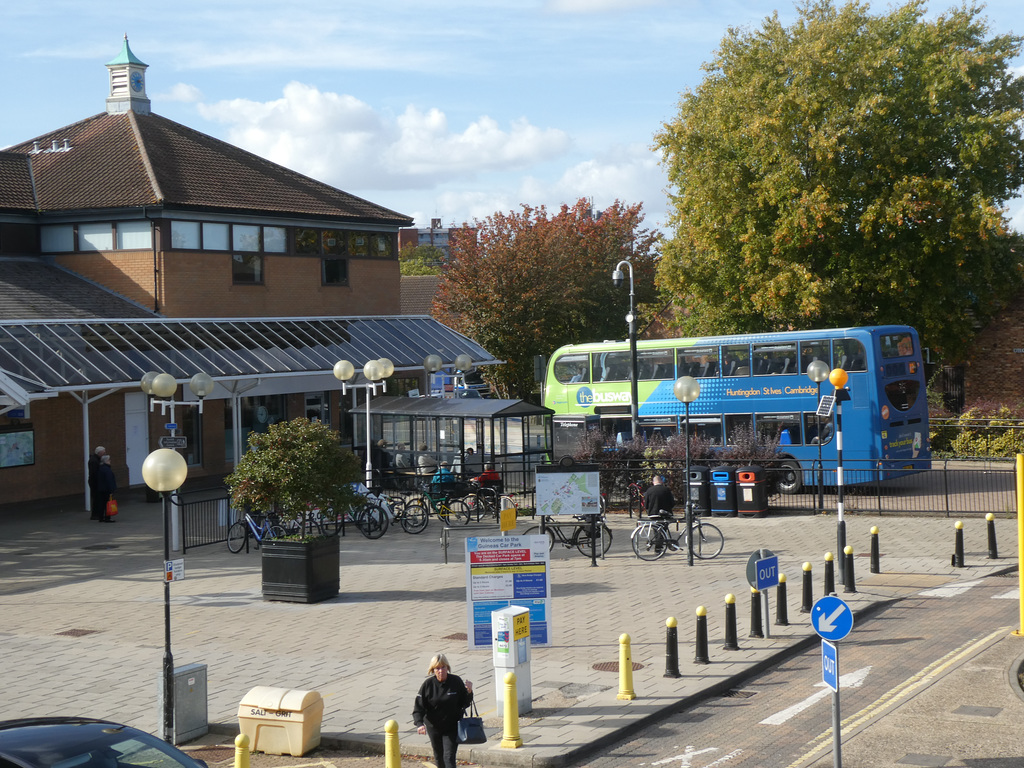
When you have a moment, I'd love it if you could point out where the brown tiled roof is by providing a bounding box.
[0,152,35,211]
[5,112,412,224]
[400,275,440,315]
[0,259,157,321]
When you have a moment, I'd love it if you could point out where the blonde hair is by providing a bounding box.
[427,653,452,674]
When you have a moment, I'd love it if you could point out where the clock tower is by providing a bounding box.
[105,34,151,115]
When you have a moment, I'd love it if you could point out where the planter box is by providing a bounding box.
[261,537,340,604]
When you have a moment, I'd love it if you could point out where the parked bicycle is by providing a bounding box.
[227,511,286,553]
[403,482,472,526]
[462,483,518,523]
[522,514,613,556]
[630,514,724,561]
[626,481,645,518]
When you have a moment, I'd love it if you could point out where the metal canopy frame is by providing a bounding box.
[0,315,499,403]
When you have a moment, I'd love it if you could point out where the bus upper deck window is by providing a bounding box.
[833,339,867,371]
[553,354,590,384]
[722,344,750,377]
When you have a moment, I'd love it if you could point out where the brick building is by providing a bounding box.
[0,38,495,507]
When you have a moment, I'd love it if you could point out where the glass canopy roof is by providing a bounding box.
[0,316,498,398]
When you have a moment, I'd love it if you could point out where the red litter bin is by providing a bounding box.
[736,465,768,517]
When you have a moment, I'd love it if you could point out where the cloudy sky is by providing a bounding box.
[4,0,1022,233]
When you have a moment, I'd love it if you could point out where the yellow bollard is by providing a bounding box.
[500,672,523,749]
[233,733,250,768]
[384,720,400,768]
[616,633,636,701]
[1017,454,1024,636]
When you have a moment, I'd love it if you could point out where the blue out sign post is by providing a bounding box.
[812,596,853,768]
[746,549,778,638]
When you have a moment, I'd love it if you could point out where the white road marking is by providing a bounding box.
[760,666,871,725]
[918,579,984,597]
[993,588,1019,599]
[652,746,719,766]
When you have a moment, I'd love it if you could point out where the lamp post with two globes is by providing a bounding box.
[830,367,851,579]
[333,358,394,486]
[673,375,700,567]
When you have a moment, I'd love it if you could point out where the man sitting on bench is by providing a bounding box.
[643,475,675,519]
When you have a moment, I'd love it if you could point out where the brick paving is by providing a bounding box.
[0,492,1019,767]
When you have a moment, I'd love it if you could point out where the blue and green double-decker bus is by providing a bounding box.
[543,325,929,493]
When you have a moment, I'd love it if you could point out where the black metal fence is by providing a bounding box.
[600,458,1017,518]
[173,486,233,552]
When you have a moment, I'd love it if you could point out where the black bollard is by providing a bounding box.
[776,573,789,626]
[986,513,998,559]
[954,520,965,568]
[749,587,763,638]
[664,617,680,678]
[843,546,856,593]
[870,526,881,574]
[694,607,710,664]
[723,594,739,650]
[823,552,835,596]
[800,562,813,613]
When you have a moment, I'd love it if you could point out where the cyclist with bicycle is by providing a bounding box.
[643,475,675,518]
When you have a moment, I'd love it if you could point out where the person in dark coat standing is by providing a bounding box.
[88,446,106,520]
[95,454,117,523]
[412,652,473,768]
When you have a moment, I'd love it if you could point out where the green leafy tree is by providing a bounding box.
[399,244,445,275]
[655,0,1024,360]
[433,199,661,399]
[227,418,361,533]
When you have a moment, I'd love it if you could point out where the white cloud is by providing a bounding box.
[545,0,666,13]
[160,83,203,103]
[196,81,570,191]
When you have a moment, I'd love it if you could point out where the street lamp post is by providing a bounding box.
[334,358,394,487]
[612,260,639,441]
[806,361,831,513]
[673,376,700,567]
[141,447,188,744]
[829,367,851,581]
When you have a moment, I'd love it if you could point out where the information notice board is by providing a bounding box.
[465,535,551,649]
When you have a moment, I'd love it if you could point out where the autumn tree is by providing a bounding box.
[433,199,661,399]
[655,0,1024,360]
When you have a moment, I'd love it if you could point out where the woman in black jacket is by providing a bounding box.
[412,652,473,768]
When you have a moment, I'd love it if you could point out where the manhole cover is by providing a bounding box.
[722,689,755,699]
[82,544,120,551]
[592,661,643,672]
[181,747,234,763]
[55,629,100,637]
[443,632,468,641]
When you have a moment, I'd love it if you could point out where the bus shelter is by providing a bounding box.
[367,396,553,493]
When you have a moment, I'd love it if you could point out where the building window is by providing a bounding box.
[116,220,152,250]
[233,225,261,252]
[232,253,263,284]
[323,229,345,255]
[40,225,74,253]
[323,258,348,285]
[348,232,369,257]
[264,227,287,253]
[295,229,320,254]
[171,221,200,249]
[79,223,113,251]
[203,223,230,251]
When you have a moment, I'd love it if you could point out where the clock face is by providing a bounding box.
[130,71,143,93]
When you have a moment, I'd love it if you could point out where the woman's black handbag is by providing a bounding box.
[457,701,487,744]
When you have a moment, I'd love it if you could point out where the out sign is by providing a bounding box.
[755,555,779,591]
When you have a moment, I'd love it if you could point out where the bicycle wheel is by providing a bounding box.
[269,524,287,539]
[356,502,389,539]
[522,525,556,552]
[462,494,483,522]
[226,522,248,553]
[322,509,342,537]
[692,521,725,559]
[631,524,668,561]
[449,498,473,525]
[401,502,429,534]
[576,523,613,556]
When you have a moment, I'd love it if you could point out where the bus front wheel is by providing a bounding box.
[776,460,802,495]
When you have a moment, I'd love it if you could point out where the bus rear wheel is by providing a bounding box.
[776,460,802,495]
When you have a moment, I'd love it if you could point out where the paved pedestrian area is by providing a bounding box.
[0,491,1020,767]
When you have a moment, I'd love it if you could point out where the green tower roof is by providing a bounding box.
[106,35,147,67]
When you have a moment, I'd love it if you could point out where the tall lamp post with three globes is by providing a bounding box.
[333,358,394,486]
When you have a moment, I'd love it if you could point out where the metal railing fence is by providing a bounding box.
[173,486,234,552]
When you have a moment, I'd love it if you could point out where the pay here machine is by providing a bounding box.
[491,605,532,715]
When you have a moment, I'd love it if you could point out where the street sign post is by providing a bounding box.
[746,549,777,638]
[811,595,853,768]
[158,436,188,449]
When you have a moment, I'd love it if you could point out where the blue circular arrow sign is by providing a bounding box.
[811,595,853,641]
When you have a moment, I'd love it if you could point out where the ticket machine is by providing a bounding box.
[491,605,532,715]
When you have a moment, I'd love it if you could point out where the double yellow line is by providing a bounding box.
[785,626,1011,768]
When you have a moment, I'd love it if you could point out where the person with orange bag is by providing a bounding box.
[95,454,118,523]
